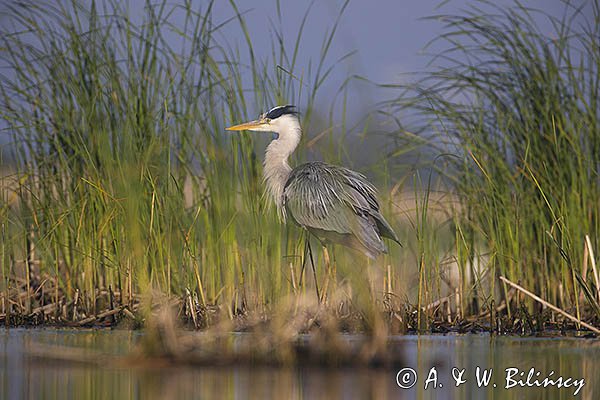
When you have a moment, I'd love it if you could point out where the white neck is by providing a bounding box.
[263,115,301,217]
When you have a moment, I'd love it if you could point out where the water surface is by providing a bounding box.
[1,329,598,399]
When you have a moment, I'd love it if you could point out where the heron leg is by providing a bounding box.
[300,232,308,287]
[306,238,320,303]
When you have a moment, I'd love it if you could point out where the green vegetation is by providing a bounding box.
[1,0,599,337]
[0,0,404,329]
[390,0,600,322]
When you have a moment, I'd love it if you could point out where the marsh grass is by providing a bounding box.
[0,0,599,345]
[389,0,600,324]
[0,0,410,331]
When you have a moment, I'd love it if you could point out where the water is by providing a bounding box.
[1,328,598,399]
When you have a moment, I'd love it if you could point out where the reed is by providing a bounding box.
[0,0,376,326]
[388,0,600,322]
[1,0,598,336]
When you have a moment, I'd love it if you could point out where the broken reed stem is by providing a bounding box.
[585,235,600,303]
[499,276,600,334]
[75,306,126,326]
[424,293,455,311]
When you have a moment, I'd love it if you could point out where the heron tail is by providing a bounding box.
[372,212,402,247]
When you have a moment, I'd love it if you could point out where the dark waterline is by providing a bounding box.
[1,329,598,399]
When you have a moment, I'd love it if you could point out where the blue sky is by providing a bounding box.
[0,0,584,117]
[199,0,588,169]
[0,0,589,162]
[206,0,578,114]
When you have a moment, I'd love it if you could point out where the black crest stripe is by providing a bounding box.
[266,105,297,119]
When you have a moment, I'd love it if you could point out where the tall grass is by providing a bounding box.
[390,0,600,318]
[3,0,599,334]
[0,0,381,323]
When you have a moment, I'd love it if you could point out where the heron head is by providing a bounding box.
[226,105,298,133]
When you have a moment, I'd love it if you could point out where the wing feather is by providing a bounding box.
[283,162,400,257]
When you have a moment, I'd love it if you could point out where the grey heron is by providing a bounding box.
[227,105,401,259]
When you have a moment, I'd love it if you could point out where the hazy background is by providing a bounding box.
[208,1,573,104]
[0,0,585,166]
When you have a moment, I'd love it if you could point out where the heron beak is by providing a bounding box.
[226,119,269,131]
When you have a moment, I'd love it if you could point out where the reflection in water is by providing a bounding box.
[1,329,598,399]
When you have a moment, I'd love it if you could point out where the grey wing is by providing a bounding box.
[283,162,400,257]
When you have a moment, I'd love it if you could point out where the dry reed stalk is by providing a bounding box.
[127,262,133,307]
[424,293,454,311]
[582,238,589,302]
[30,301,68,316]
[499,276,600,334]
[585,235,600,303]
[455,287,461,320]
[320,247,332,304]
[289,263,297,293]
[75,306,126,326]
[186,288,198,329]
[72,288,79,320]
[25,227,34,314]
[386,265,392,295]
[122,307,136,320]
